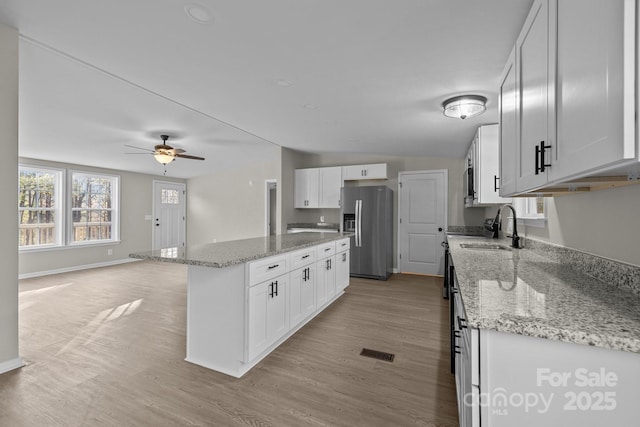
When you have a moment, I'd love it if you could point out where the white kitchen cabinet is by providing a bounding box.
[319,166,342,208]
[551,0,636,181]
[470,124,512,206]
[247,274,289,361]
[498,46,518,197]
[515,0,555,193]
[500,0,639,196]
[289,264,316,328]
[316,241,336,307]
[294,168,319,208]
[342,163,388,181]
[289,247,317,328]
[335,238,350,292]
[294,166,342,208]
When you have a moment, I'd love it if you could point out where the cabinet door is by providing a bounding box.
[516,0,553,192]
[499,47,518,197]
[294,169,319,208]
[477,124,512,205]
[363,163,388,180]
[319,166,342,208]
[552,0,635,181]
[342,164,387,180]
[248,275,289,361]
[316,258,331,307]
[335,250,350,292]
[289,265,316,327]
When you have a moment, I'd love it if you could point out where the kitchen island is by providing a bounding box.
[130,232,351,378]
[446,235,640,426]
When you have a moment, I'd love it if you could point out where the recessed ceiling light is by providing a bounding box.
[303,104,318,110]
[184,4,213,24]
[275,79,292,87]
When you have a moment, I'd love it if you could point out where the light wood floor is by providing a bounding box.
[1,261,458,426]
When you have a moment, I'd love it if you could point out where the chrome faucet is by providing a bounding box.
[492,204,521,248]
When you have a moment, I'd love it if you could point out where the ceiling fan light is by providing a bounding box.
[442,95,487,119]
[154,153,175,165]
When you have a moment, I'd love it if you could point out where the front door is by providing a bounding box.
[153,181,186,250]
[398,170,447,275]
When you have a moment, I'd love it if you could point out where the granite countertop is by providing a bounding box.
[447,235,640,354]
[287,222,341,230]
[129,232,351,268]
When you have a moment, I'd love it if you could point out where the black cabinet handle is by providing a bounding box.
[324,248,331,252]
[457,316,467,329]
[454,345,461,355]
[268,282,274,298]
[494,175,500,192]
[535,141,552,174]
[274,280,278,297]
[302,255,310,259]
[268,264,279,270]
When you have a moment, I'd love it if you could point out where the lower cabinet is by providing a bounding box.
[247,274,289,361]
[335,249,350,293]
[289,264,316,327]
[316,256,335,307]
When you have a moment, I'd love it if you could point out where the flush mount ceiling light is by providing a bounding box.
[184,4,213,24]
[442,95,487,120]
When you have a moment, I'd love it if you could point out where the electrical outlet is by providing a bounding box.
[107,249,113,256]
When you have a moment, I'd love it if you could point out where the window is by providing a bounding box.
[515,197,547,227]
[18,166,64,248]
[71,172,119,244]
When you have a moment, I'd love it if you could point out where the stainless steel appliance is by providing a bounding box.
[341,186,393,280]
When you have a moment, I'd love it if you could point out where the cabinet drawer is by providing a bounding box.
[316,241,336,259]
[335,238,350,252]
[248,254,288,287]
[289,247,316,270]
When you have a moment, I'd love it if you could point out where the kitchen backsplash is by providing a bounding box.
[523,237,640,295]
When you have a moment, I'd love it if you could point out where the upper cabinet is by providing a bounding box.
[342,163,387,180]
[515,0,555,192]
[498,46,518,197]
[294,166,342,209]
[500,0,639,196]
[468,124,512,206]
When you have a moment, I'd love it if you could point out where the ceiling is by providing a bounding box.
[0,0,533,179]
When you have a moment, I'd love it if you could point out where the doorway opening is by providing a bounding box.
[265,180,277,236]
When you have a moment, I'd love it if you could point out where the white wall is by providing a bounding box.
[187,158,280,245]
[0,24,20,371]
[515,185,640,267]
[18,158,185,277]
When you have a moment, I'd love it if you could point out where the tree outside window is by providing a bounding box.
[71,173,118,243]
[18,167,62,248]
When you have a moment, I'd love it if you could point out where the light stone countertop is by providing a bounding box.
[129,232,351,268]
[447,235,640,354]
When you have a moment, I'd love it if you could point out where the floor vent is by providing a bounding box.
[360,348,395,362]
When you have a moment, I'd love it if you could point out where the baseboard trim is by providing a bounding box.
[0,357,25,375]
[19,258,141,280]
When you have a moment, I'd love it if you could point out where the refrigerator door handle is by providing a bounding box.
[357,199,363,247]
[354,199,359,247]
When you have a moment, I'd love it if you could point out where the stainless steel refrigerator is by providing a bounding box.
[341,186,393,280]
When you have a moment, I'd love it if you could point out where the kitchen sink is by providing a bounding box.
[459,242,512,251]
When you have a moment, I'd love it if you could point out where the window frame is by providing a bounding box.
[514,197,547,228]
[68,170,120,246]
[18,164,65,251]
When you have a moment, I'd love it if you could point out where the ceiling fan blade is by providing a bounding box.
[175,153,205,161]
[125,152,154,155]
[125,144,154,152]
[174,148,186,154]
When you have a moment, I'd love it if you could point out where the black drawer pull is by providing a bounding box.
[302,255,310,259]
[324,248,331,252]
[268,264,279,270]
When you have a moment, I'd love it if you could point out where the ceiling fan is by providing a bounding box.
[125,135,205,165]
